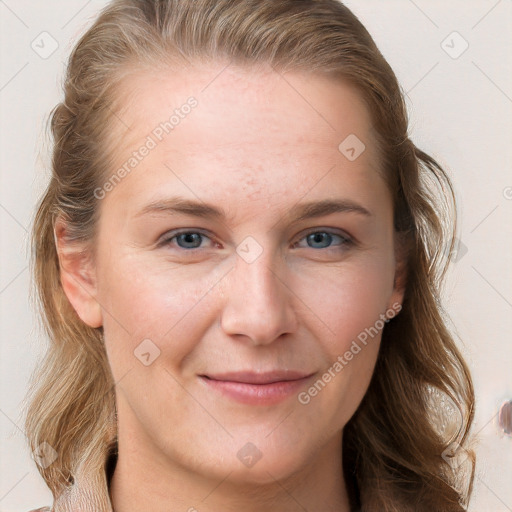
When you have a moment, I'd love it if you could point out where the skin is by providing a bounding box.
[57,61,406,512]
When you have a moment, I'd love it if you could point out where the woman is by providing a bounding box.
[24,0,475,511]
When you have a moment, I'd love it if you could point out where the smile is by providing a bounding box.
[199,371,315,405]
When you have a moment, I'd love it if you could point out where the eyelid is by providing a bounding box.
[157,228,216,247]
[157,227,354,252]
[295,227,354,244]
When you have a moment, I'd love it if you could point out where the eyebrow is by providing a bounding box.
[134,196,372,222]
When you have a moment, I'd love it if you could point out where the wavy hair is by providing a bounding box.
[23,1,475,510]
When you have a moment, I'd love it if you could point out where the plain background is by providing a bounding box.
[1,1,511,510]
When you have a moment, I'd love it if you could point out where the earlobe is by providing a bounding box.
[54,219,103,328]
[390,275,406,312]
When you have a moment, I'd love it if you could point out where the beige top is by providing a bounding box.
[28,450,118,512]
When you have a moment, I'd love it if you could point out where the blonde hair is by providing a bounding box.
[24,1,475,510]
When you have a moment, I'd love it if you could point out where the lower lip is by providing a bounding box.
[199,375,313,405]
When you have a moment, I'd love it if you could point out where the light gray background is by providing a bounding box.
[1,1,511,511]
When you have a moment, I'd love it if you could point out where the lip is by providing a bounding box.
[199,371,315,405]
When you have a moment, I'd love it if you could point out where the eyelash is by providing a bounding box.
[158,229,354,251]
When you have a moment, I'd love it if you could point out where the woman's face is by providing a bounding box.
[74,62,404,484]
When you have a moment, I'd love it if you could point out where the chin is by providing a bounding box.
[218,449,307,486]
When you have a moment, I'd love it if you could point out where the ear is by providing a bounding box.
[388,231,410,311]
[54,217,103,328]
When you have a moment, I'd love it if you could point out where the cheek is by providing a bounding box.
[96,255,222,369]
[298,255,393,423]
[296,254,394,354]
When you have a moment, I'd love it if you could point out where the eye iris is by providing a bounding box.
[177,233,202,248]
[307,232,332,248]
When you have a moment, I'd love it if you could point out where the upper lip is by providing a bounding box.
[201,370,314,384]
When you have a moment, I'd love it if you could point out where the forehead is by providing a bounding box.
[112,61,376,160]
[101,62,388,218]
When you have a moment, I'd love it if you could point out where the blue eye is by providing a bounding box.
[297,231,351,250]
[159,229,352,251]
[160,231,212,249]
[176,232,204,249]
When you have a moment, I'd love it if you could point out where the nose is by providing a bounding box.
[219,251,298,346]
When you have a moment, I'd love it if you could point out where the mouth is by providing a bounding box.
[199,370,315,405]
[201,370,314,384]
